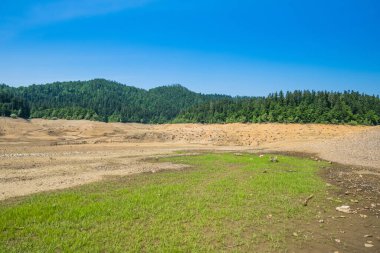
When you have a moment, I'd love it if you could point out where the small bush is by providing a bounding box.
[348,120,358,126]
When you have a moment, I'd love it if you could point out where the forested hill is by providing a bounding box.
[1,79,380,125]
[0,79,228,123]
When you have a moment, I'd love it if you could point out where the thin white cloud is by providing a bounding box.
[28,0,151,24]
[0,0,153,40]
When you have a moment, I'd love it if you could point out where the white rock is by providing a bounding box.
[336,205,351,213]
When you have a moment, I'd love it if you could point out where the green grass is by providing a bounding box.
[0,153,329,252]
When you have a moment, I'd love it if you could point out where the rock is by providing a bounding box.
[292,232,298,237]
[364,243,374,248]
[318,219,324,223]
[335,239,341,243]
[364,235,373,238]
[336,205,351,213]
[350,199,359,203]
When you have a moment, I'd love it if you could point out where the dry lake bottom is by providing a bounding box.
[0,118,379,252]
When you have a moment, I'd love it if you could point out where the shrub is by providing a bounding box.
[348,120,358,126]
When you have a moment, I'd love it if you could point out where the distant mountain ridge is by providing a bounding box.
[0,79,379,125]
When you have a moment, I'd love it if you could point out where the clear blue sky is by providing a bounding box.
[1,0,379,96]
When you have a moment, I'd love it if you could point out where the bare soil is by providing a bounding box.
[1,117,379,200]
[284,163,380,253]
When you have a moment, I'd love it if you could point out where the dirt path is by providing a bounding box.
[0,118,379,200]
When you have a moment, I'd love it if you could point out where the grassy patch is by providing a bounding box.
[0,153,329,252]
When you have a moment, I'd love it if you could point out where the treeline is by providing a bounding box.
[30,107,100,121]
[175,91,380,125]
[0,84,30,118]
[0,79,379,125]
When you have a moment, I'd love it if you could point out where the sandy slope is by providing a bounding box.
[0,117,379,200]
[0,117,371,146]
